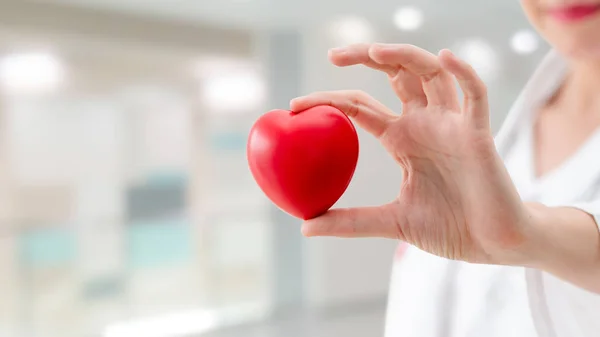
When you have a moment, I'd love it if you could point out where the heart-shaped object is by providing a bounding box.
[247,105,359,220]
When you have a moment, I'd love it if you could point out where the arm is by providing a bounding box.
[290,43,600,294]
[524,203,600,293]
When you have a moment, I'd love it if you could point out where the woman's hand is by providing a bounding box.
[290,44,530,265]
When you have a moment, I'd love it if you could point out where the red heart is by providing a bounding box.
[247,105,359,220]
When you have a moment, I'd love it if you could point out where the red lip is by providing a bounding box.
[547,4,600,22]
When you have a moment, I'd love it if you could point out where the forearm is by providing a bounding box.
[522,202,600,293]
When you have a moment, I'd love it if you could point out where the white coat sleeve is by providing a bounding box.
[566,199,600,231]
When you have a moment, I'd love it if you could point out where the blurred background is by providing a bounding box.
[0,1,549,336]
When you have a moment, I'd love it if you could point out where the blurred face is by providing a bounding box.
[521,0,600,59]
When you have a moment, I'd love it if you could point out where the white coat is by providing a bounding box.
[384,50,600,337]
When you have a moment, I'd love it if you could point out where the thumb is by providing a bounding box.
[301,203,404,239]
[290,90,396,139]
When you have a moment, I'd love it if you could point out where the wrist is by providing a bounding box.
[500,201,600,293]
[490,202,547,268]
[515,202,552,269]
[517,202,600,281]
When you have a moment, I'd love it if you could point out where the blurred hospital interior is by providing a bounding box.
[0,1,550,336]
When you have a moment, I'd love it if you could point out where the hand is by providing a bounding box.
[290,43,530,265]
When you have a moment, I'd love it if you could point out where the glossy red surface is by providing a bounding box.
[247,106,359,220]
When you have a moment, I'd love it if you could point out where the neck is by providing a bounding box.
[558,60,600,115]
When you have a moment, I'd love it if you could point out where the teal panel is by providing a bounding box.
[20,229,76,268]
[127,219,192,268]
[209,132,247,151]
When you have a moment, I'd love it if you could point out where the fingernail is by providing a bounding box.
[329,47,346,55]
[438,48,453,56]
[448,50,460,60]
[301,224,312,237]
[289,98,303,114]
[372,43,396,51]
[290,96,303,105]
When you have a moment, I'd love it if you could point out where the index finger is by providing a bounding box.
[368,44,459,109]
[290,90,397,138]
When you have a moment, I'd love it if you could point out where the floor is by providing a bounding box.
[201,299,387,337]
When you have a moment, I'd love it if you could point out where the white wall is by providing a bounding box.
[300,27,401,308]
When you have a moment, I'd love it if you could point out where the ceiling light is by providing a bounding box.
[510,30,539,55]
[202,70,266,113]
[0,52,65,95]
[453,39,499,82]
[330,16,374,45]
[193,57,252,79]
[393,7,424,31]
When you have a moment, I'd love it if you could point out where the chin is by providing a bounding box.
[545,29,600,60]
[543,19,600,60]
[555,40,600,61]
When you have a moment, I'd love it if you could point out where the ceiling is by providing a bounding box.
[39,0,528,30]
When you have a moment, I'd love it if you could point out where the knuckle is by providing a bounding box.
[422,68,443,83]
[346,102,360,118]
[346,91,367,117]
[355,42,371,50]
[349,90,369,103]
[478,82,488,96]
[463,61,476,72]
